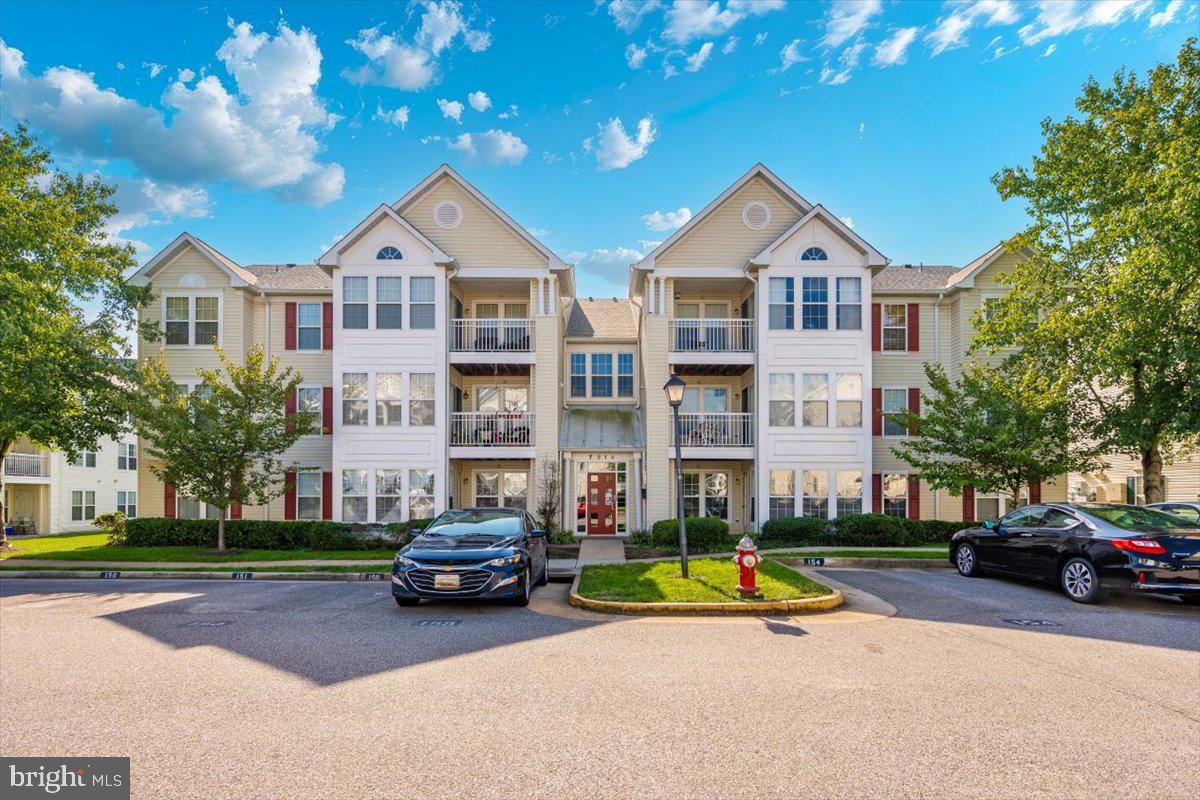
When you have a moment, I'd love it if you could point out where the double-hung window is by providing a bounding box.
[618,353,634,398]
[117,490,137,518]
[376,277,403,329]
[883,474,908,517]
[836,374,862,427]
[590,353,613,398]
[409,373,435,426]
[166,296,219,345]
[72,451,96,468]
[801,470,829,518]
[296,472,322,520]
[376,470,404,522]
[769,373,795,427]
[883,388,909,437]
[343,277,368,329]
[375,373,404,426]
[836,277,862,330]
[297,386,323,432]
[681,473,701,518]
[769,470,795,519]
[194,297,219,344]
[165,297,190,345]
[409,277,435,329]
[342,469,368,522]
[801,277,828,330]
[117,442,137,470]
[409,470,435,519]
[836,471,863,516]
[768,277,794,330]
[70,490,96,522]
[801,374,828,427]
[882,304,908,351]
[342,373,368,426]
[683,472,730,520]
[297,303,322,350]
[570,354,587,398]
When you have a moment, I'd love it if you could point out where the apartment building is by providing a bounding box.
[130,163,1197,534]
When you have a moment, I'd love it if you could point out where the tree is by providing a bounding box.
[977,39,1200,503]
[890,362,1100,504]
[132,345,316,551]
[534,461,562,535]
[0,125,152,548]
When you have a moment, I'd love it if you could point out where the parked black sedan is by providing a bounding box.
[950,503,1200,604]
[392,508,549,607]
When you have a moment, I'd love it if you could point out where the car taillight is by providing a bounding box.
[1111,538,1167,555]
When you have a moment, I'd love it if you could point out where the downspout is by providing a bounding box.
[933,290,945,521]
[746,268,760,532]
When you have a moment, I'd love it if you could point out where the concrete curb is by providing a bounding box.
[566,572,844,616]
[773,556,952,570]
[0,570,390,583]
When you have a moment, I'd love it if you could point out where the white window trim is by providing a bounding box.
[162,291,223,349]
[375,244,405,261]
[341,275,371,331]
[800,468,831,519]
[768,469,796,520]
[72,450,97,468]
[800,373,831,429]
[70,489,96,522]
[567,351,636,400]
[797,243,832,263]
[834,275,864,331]
[295,470,324,521]
[117,442,138,470]
[881,385,910,439]
[880,302,908,353]
[682,470,731,520]
[881,472,909,518]
[296,301,324,351]
[798,274,833,332]
[408,276,437,330]
[471,469,530,509]
[374,275,405,330]
[341,372,370,428]
[408,373,436,428]
[116,490,138,518]
[835,470,865,517]
[297,383,324,438]
[834,373,864,429]
[767,372,797,429]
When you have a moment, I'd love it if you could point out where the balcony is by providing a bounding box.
[668,319,754,370]
[673,413,755,459]
[449,319,535,372]
[449,412,536,458]
[3,453,50,481]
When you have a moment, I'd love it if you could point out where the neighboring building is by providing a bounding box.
[2,432,139,535]
[129,163,1199,535]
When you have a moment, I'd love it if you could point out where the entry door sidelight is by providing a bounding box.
[588,472,617,535]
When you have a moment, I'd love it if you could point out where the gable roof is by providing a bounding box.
[750,203,889,268]
[566,298,639,340]
[871,265,958,293]
[945,242,1007,288]
[128,232,258,288]
[393,164,566,271]
[317,203,450,267]
[633,163,813,271]
[243,264,331,291]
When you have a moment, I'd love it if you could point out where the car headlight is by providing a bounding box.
[485,554,522,568]
[395,555,416,567]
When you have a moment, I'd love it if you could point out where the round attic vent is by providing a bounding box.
[434,201,462,229]
[741,201,771,230]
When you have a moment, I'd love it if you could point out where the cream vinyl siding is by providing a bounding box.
[400,177,546,268]
[243,294,259,353]
[263,295,333,386]
[666,460,753,534]
[657,176,804,267]
[1074,453,1200,504]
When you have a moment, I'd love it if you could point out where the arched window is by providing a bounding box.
[376,246,403,260]
[801,246,829,261]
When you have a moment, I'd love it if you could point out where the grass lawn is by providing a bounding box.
[773,548,946,559]
[0,562,389,574]
[577,557,831,603]
[0,532,395,563]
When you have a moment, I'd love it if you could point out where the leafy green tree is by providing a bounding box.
[977,39,1200,503]
[0,125,152,547]
[132,345,316,551]
[890,362,1100,504]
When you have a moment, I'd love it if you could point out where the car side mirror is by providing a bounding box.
[529,529,547,539]
[983,519,997,530]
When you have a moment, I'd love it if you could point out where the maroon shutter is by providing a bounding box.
[164,483,176,519]
[322,302,333,350]
[284,471,296,520]
[230,500,242,520]
[908,476,921,520]
[907,387,921,435]
[907,303,920,352]
[871,387,882,436]
[871,303,881,351]
[322,386,333,435]
[1029,481,1042,504]
[322,471,333,520]
[962,486,975,522]
[871,474,882,514]
[285,389,297,434]
[285,302,297,350]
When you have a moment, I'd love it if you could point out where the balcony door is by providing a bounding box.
[674,302,729,350]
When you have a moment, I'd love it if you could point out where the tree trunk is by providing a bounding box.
[217,508,227,552]
[1141,442,1164,504]
[0,440,11,551]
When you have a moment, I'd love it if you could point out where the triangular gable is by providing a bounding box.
[394,164,565,270]
[128,232,256,288]
[750,204,889,268]
[318,204,451,267]
[946,242,1008,288]
[633,163,813,271]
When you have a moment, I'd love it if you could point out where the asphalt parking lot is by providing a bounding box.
[1,569,1196,800]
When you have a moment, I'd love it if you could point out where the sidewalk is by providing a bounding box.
[0,558,390,569]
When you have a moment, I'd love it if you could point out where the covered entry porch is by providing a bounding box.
[449,458,533,512]
[3,481,50,536]
[668,459,755,535]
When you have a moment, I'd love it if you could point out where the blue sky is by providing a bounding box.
[1,0,1196,297]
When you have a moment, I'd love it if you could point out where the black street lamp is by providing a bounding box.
[664,373,689,579]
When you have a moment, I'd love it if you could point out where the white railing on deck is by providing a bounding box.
[669,319,754,352]
[450,412,535,446]
[3,453,49,477]
[450,319,534,352]
[674,413,755,447]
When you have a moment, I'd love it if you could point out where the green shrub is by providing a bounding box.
[124,518,389,551]
[93,512,127,545]
[759,516,833,545]
[831,513,908,546]
[650,517,730,551]
[900,519,970,545]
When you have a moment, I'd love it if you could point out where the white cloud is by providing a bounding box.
[583,116,658,171]
[722,36,739,54]
[873,26,920,67]
[754,32,769,45]
[106,178,212,252]
[176,67,195,82]
[820,38,868,85]
[685,41,714,71]
[437,98,464,123]
[567,245,645,286]
[1018,0,1153,46]
[343,1,491,91]
[926,1,1021,56]
[542,151,561,164]
[821,0,883,49]
[420,134,442,144]
[467,90,491,112]
[1,22,344,207]
[373,103,410,128]
[664,0,784,44]
[1041,42,1058,57]
[840,216,854,229]
[528,227,549,237]
[143,61,165,78]
[498,103,519,119]
[609,0,663,32]
[625,42,648,69]
[777,38,807,72]
[641,206,693,231]
[1149,0,1184,27]
[986,44,1020,61]
[116,62,125,70]
[446,129,528,165]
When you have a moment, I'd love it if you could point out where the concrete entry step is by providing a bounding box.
[575,537,626,569]
[548,559,578,579]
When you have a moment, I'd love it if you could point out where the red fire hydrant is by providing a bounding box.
[732,534,760,596]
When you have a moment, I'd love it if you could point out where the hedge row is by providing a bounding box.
[759,514,969,547]
[649,516,731,551]
[121,517,430,550]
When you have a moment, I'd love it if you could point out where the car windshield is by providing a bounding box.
[1080,504,1195,532]
[421,510,523,538]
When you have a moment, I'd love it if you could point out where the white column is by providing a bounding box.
[537,277,545,316]
[647,276,656,315]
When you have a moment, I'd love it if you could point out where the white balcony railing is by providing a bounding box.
[450,319,533,353]
[674,413,755,447]
[450,412,535,447]
[669,319,754,352]
[3,453,49,477]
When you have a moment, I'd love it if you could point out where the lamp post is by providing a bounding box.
[664,373,689,579]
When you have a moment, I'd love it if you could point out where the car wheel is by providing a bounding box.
[536,557,549,587]
[394,596,420,607]
[508,573,531,607]
[1060,557,1106,604]
[954,543,982,577]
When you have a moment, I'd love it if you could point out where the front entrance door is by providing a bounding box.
[587,472,617,535]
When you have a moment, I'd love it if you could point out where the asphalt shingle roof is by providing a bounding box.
[566,298,639,339]
[871,265,959,293]
[243,264,332,291]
